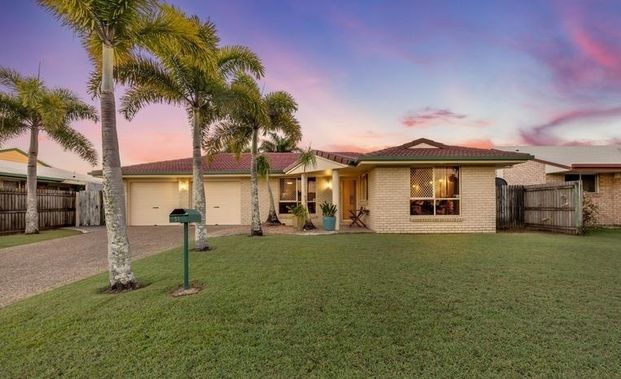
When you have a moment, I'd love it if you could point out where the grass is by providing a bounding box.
[0,228,82,249]
[1,230,620,377]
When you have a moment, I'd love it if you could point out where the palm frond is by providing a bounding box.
[0,94,29,144]
[46,124,98,166]
[218,45,264,80]
[120,83,182,120]
[256,154,271,177]
[297,146,317,170]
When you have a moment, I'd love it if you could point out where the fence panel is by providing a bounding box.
[0,188,76,234]
[496,181,582,234]
[76,190,104,226]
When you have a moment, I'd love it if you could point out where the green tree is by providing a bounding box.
[206,74,301,236]
[296,146,317,230]
[256,154,281,225]
[118,17,264,251]
[260,131,298,152]
[0,67,98,234]
[38,0,205,289]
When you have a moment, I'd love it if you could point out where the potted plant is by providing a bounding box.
[288,204,308,231]
[320,201,337,231]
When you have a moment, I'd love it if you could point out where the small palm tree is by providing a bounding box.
[256,154,281,225]
[206,74,301,236]
[119,17,264,251]
[0,67,98,234]
[38,0,206,290]
[296,146,317,230]
[260,132,298,152]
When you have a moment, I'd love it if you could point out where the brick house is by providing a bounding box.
[108,138,530,233]
[496,145,621,226]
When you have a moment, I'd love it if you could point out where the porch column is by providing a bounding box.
[332,169,340,230]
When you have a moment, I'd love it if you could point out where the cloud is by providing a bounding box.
[400,107,467,128]
[318,143,383,153]
[456,139,494,149]
[520,106,621,145]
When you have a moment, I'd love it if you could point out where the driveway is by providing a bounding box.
[0,225,256,307]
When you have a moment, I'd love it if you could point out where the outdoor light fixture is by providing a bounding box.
[178,180,189,192]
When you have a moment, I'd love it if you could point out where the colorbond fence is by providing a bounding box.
[497,181,583,234]
[0,188,76,234]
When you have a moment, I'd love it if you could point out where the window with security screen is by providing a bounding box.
[410,167,460,216]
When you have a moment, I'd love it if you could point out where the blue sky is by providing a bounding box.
[1,1,621,173]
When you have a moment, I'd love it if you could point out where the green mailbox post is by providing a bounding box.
[169,208,202,289]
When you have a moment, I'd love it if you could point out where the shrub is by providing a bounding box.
[583,195,599,228]
[319,201,337,217]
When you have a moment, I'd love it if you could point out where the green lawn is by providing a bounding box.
[1,230,620,377]
[0,228,82,249]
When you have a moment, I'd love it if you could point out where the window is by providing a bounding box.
[410,167,460,216]
[360,173,369,201]
[565,174,597,193]
[279,177,316,214]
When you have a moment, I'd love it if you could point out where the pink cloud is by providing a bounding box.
[400,107,469,128]
[457,139,494,149]
[520,106,621,145]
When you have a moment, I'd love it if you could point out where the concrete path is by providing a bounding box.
[0,225,260,307]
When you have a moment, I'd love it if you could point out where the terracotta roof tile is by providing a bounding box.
[359,138,532,161]
[120,152,300,175]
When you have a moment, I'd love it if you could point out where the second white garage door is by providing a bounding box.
[130,182,180,226]
[204,181,241,225]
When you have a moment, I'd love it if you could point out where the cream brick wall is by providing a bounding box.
[499,160,546,185]
[367,166,497,233]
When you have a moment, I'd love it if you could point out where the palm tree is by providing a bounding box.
[260,131,298,152]
[38,0,206,290]
[256,154,281,225]
[296,146,317,230]
[118,17,264,251]
[0,67,98,234]
[206,74,301,236]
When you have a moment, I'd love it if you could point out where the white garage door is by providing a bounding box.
[204,181,241,225]
[130,182,180,225]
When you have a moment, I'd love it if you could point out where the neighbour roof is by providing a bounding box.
[0,148,50,167]
[0,160,101,185]
[313,150,363,165]
[495,145,621,171]
[359,138,532,161]
[116,152,301,176]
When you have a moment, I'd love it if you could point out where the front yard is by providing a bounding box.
[1,230,620,377]
[0,228,82,249]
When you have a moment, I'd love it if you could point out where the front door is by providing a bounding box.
[341,179,357,220]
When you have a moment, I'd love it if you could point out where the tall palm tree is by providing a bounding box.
[256,154,281,225]
[118,18,264,251]
[260,131,298,152]
[296,147,317,230]
[0,67,98,234]
[206,74,301,236]
[38,0,206,289]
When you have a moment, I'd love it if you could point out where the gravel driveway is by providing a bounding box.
[0,225,256,307]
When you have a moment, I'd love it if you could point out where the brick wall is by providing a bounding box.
[499,160,547,185]
[367,166,497,233]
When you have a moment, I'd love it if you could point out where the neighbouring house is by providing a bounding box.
[102,138,530,233]
[0,148,101,191]
[496,145,621,226]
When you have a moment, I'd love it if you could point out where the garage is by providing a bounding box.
[130,182,180,225]
[204,181,241,225]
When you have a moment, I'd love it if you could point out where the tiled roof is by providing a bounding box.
[359,138,532,161]
[118,152,300,176]
[495,145,621,167]
[314,150,363,165]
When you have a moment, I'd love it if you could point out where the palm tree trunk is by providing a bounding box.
[191,107,209,251]
[250,127,263,236]
[24,124,39,234]
[101,43,136,290]
[265,171,281,225]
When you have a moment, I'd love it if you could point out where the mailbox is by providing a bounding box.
[169,208,202,224]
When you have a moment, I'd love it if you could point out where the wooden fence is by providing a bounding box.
[0,188,76,234]
[76,190,104,226]
[497,181,583,234]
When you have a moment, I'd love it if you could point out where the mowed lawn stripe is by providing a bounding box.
[0,231,619,377]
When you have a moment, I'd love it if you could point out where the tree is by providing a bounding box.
[206,74,301,236]
[118,17,264,251]
[260,131,298,152]
[296,146,317,230]
[256,154,281,225]
[38,0,205,290]
[0,67,98,234]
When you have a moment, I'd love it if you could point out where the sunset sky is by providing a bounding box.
[1,0,621,174]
